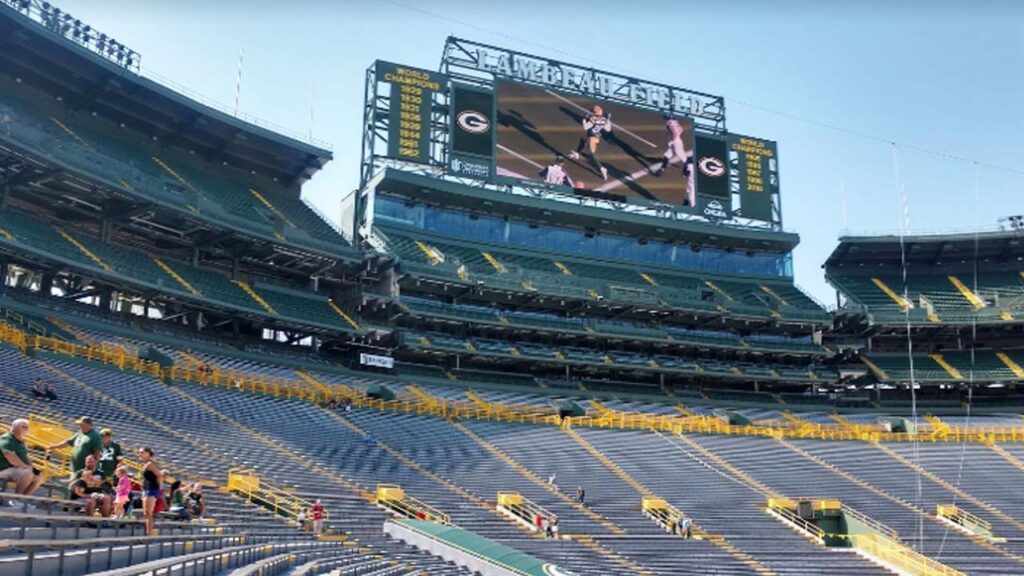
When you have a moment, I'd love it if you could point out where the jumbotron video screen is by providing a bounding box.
[495,80,696,206]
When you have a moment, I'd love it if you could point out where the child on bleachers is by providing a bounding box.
[186,483,207,518]
[113,466,131,518]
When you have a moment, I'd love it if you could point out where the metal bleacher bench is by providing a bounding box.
[0,532,245,576]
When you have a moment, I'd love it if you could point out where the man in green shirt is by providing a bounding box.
[1,418,44,496]
[97,429,122,480]
[47,416,102,476]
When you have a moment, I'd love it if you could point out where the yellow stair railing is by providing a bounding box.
[414,240,443,265]
[871,277,911,311]
[765,498,825,541]
[11,320,1024,448]
[151,157,204,198]
[642,497,696,536]
[375,484,451,525]
[480,251,506,273]
[58,229,112,272]
[996,352,1024,378]
[760,285,790,306]
[937,504,994,538]
[296,370,358,400]
[947,275,985,310]
[49,116,93,149]
[930,355,964,380]
[233,280,277,315]
[849,533,965,576]
[227,468,327,524]
[249,189,296,228]
[326,300,361,331]
[859,356,890,381]
[496,492,554,532]
[703,280,734,302]
[151,256,202,296]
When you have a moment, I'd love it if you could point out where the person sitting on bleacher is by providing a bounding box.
[186,482,207,518]
[47,416,102,477]
[166,480,190,521]
[44,382,58,402]
[31,378,46,400]
[0,418,44,501]
[69,454,112,517]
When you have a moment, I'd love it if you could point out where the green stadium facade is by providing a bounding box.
[0,0,1021,408]
[826,231,1024,396]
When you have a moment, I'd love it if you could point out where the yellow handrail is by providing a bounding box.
[766,501,824,540]
[937,504,992,533]
[848,533,965,576]
[227,468,327,522]
[842,504,898,540]
[496,491,554,532]
[7,320,1024,445]
[376,484,450,525]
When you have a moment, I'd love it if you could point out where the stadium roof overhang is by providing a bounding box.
[376,169,800,253]
[0,7,331,188]
[826,231,1024,269]
[0,141,364,276]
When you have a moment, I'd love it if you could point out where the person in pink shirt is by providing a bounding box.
[113,466,132,518]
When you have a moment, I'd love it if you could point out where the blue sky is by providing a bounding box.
[69,0,1023,304]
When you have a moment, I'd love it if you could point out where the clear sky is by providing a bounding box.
[66,0,1023,305]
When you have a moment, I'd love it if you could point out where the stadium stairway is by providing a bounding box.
[165,385,658,575]
[679,433,1024,574]
[572,428,889,575]
[0,348,473,574]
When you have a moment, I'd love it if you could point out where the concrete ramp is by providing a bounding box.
[384,519,577,576]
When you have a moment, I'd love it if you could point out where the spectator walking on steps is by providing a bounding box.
[296,508,307,532]
[0,418,44,499]
[312,499,325,534]
[97,428,122,481]
[550,516,560,539]
[681,517,692,539]
[47,416,102,477]
[576,485,585,506]
[547,472,556,487]
[138,447,162,535]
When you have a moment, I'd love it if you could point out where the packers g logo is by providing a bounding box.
[457,110,490,134]
[542,564,578,576]
[699,156,726,177]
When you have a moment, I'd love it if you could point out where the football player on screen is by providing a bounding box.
[539,155,574,187]
[651,115,695,205]
[568,104,613,181]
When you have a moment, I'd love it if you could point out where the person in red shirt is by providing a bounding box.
[311,499,325,534]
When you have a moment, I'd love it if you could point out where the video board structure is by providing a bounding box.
[356,37,782,233]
